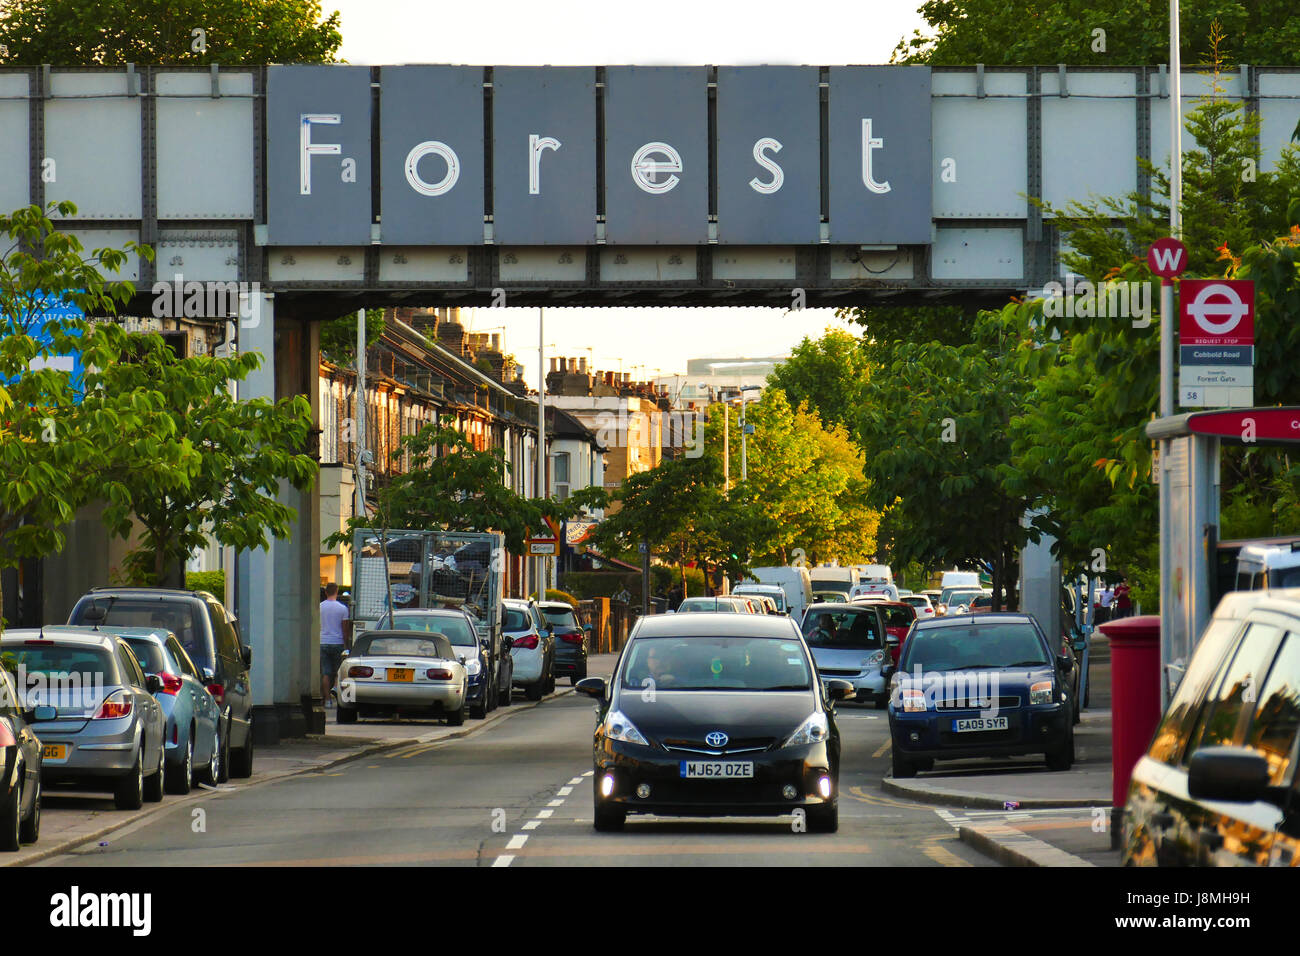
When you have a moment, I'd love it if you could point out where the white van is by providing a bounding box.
[940,570,981,591]
[854,564,894,587]
[745,566,813,620]
[810,566,859,595]
[1234,540,1300,591]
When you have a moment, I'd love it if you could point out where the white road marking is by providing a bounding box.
[522,820,541,831]
[557,786,573,796]
[535,809,553,819]
[547,799,563,807]
[568,777,583,786]
[492,855,514,867]
[506,834,528,850]
[582,770,593,777]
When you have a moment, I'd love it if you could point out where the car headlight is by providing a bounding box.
[864,651,884,667]
[784,712,829,747]
[1030,680,1054,705]
[604,709,649,746]
[464,658,481,676]
[901,688,927,712]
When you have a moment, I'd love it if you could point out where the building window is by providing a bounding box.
[554,452,571,500]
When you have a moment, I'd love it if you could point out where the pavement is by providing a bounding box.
[879,630,1122,867]
[5,653,619,867]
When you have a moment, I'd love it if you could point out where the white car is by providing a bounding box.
[503,599,556,701]
[899,594,936,619]
[336,629,468,725]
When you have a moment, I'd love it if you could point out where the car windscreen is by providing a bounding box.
[802,608,883,648]
[678,599,736,612]
[6,644,115,683]
[385,614,477,646]
[901,596,929,608]
[353,634,454,659]
[73,599,210,669]
[542,608,579,628]
[620,636,812,691]
[122,638,176,676]
[503,607,532,631]
[882,606,916,629]
[940,589,981,607]
[737,590,784,610]
[902,623,1049,672]
[1269,567,1300,589]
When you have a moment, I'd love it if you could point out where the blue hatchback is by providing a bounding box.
[886,613,1075,778]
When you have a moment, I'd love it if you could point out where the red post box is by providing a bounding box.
[1099,615,1162,808]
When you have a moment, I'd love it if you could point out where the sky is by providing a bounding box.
[328,0,931,387]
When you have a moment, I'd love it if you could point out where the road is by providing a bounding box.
[34,681,996,867]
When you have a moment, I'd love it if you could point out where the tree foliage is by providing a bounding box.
[765,329,871,432]
[892,0,1300,67]
[0,0,342,65]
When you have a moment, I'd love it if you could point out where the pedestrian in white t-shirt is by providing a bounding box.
[320,582,350,708]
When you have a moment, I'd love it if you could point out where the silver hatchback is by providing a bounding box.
[1,629,167,810]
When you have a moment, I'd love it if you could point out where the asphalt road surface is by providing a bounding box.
[37,693,995,868]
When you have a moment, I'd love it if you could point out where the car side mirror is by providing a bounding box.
[1057,654,1074,673]
[241,645,253,668]
[824,679,855,702]
[201,666,215,685]
[575,677,607,699]
[145,674,163,694]
[886,634,899,647]
[1188,747,1276,804]
[502,636,513,649]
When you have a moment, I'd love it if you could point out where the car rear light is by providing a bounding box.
[157,673,183,696]
[426,668,453,680]
[172,722,179,744]
[23,639,52,645]
[560,633,584,644]
[347,665,374,678]
[513,634,539,650]
[207,683,225,706]
[93,691,132,720]
[0,722,15,748]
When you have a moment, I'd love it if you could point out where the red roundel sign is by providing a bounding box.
[1179,279,1255,347]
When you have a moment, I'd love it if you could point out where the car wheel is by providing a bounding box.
[115,750,145,810]
[337,703,358,724]
[470,692,487,720]
[891,747,916,779]
[0,778,22,851]
[166,733,194,795]
[216,716,231,783]
[18,775,39,845]
[874,693,888,711]
[1046,726,1075,771]
[593,801,625,832]
[807,801,838,834]
[487,677,498,712]
[200,724,221,786]
[230,721,254,779]
[446,693,468,726]
[525,680,544,701]
[143,740,166,802]
[499,681,513,706]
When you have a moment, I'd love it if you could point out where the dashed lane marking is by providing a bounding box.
[505,834,528,851]
[872,740,892,758]
[491,855,515,867]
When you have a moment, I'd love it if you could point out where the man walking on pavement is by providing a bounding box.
[1098,582,1115,624]
[320,582,350,709]
[1114,577,1132,619]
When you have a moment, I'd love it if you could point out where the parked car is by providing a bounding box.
[812,589,851,605]
[869,601,919,665]
[108,627,222,793]
[800,602,891,707]
[886,613,1075,778]
[1,628,167,809]
[68,587,254,779]
[900,593,937,620]
[502,599,555,701]
[540,602,588,685]
[0,665,43,850]
[576,613,847,832]
[374,607,505,718]
[336,629,469,725]
[1122,589,1300,866]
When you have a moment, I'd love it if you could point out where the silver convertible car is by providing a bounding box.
[336,630,469,725]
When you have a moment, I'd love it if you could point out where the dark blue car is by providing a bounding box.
[886,613,1075,778]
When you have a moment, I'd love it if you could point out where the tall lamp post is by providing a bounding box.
[738,385,761,482]
[536,307,546,600]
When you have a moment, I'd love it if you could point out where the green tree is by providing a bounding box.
[319,307,384,366]
[97,344,318,586]
[329,420,602,555]
[0,202,191,618]
[0,0,342,65]
[765,329,871,432]
[892,0,1300,67]
[853,309,1035,608]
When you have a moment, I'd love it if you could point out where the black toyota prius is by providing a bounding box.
[577,614,851,832]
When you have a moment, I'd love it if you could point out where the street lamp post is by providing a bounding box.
[738,386,761,483]
[536,307,546,600]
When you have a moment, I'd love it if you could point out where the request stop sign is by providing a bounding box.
[1178,278,1255,408]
